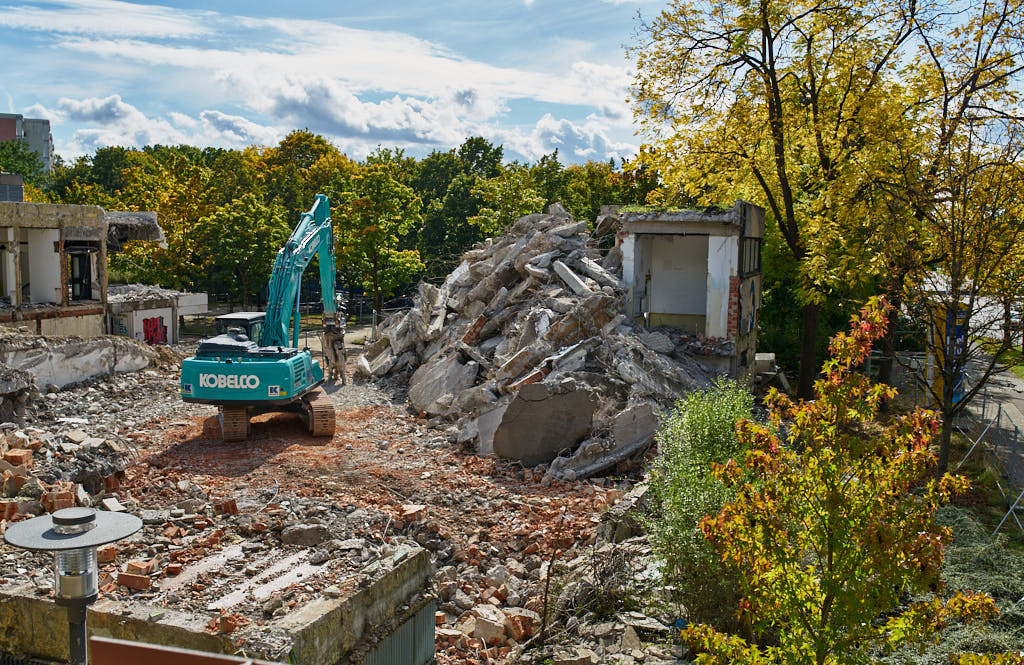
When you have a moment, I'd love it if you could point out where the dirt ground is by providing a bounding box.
[118,375,626,663]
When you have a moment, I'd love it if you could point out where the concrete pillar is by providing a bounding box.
[0,227,15,304]
[12,225,21,308]
[58,227,67,307]
[97,236,107,306]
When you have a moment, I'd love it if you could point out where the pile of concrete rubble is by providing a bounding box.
[356,204,713,480]
[108,283,186,304]
[0,347,197,524]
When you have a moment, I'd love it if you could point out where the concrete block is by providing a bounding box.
[491,382,598,466]
[408,353,478,416]
[552,260,592,297]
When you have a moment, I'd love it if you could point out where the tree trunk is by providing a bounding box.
[798,302,820,399]
[1003,299,1012,345]
[937,408,954,474]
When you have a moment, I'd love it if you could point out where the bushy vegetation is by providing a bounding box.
[683,300,1008,665]
[646,377,754,631]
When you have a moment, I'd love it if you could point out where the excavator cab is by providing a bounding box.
[214,312,265,342]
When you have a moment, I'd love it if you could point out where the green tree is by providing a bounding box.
[0,139,45,186]
[686,299,997,665]
[530,150,569,207]
[194,194,291,307]
[630,0,915,398]
[456,136,502,179]
[468,166,545,237]
[873,0,1024,471]
[336,162,424,313]
[254,130,337,217]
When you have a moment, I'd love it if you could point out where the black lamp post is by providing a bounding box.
[4,507,142,665]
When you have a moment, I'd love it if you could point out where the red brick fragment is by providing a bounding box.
[97,545,116,563]
[42,491,75,513]
[461,314,488,345]
[3,449,31,466]
[118,572,151,590]
[214,498,238,515]
[165,563,182,576]
[0,500,18,520]
[103,475,120,492]
[126,558,158,575]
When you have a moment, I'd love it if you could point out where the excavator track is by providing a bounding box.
[304,388,336,437]
[219,406,250,442]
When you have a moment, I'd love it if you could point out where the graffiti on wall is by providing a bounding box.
[111,315,129,337]
[142,316,167,345]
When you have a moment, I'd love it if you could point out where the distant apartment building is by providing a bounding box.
[0,113,54,172]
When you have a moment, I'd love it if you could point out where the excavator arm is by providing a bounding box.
[259,194,338,348]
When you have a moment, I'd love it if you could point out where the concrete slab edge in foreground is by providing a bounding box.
[0,545,433,665]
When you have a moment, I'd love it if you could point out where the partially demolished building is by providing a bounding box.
[357,201,764,480]
[0,176,205,342]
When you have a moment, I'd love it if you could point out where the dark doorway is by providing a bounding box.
[69,253,91,301]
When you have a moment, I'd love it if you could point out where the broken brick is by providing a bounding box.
[400,504,426,522]
[0,500,17,520]
[461,314,489,345]
[41,491,75,513]
[214,498,238,515]
[97,545,116,563]
[103,475,120,493]
[126,558,158,575]
[3,449,31,467]
[118,573,151,591]
[165,563,182,576]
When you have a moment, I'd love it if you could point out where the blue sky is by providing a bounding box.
[0,0,667,164]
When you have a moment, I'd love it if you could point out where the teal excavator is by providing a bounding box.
[179,195,342,441]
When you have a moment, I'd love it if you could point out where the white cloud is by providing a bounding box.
[0,0,211,38]
[43,94,286,156]
[197,110,279,146]
[5,1,641,163]
[493,113,637,162]
[168,112,197,129]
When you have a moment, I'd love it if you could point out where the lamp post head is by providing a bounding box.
[4,507,142,602]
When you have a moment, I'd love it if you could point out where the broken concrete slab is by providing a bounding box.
[611,403,658,448]
[578,256,620,289]
[638,331,674,355]
[488,382,598,466]
[0,333,154,389]
[408,353,479,416]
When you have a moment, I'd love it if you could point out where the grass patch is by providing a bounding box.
[978,338,1024,380]
[882,506,1024,664]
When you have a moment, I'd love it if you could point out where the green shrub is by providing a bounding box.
[645,377,754,630]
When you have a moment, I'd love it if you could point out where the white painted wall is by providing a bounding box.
[131,307,173,344]
[178,292,208,315]
[706,236,739,338]
[25,228,60,304]
[650,235,708,316]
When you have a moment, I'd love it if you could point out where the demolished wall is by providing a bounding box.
[356,204,717,480]
[0,331,154,390]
